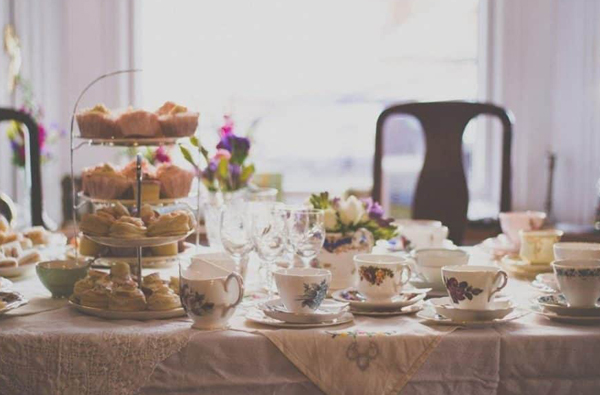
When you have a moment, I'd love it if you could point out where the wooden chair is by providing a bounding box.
[0,108,48,228]
[373,101,514,244]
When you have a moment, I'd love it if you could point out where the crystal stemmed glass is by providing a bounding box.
[220,200,254,280]
[250,202,287,298]
[287,208,325,268]
[275,205,300,267]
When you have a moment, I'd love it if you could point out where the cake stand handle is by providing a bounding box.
[136,153,143,288]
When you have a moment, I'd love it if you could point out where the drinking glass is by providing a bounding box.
[275,205,300,267]
[287,208,325,268]
[220,200,254,280]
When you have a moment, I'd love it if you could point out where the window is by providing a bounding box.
[138,0,482,210]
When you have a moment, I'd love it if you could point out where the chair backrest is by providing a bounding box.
[0,108,46,228]
[373,101,513,244]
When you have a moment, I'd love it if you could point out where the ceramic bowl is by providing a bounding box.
[552,259,600,308]
[554,242,600,261]
[36,259,89,298]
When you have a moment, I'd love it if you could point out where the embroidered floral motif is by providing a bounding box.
[346,341,379,371]
[555,267,600,278]
[296,279,329,309]
[326,329,398,339]
[359,265,394,286]
[180,284,214,316]
[444,277,483,304]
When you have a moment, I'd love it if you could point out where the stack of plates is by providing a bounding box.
[331,288,426,317]
[418,296,527,326]
[246,299,354,328]
[530,294,600,324]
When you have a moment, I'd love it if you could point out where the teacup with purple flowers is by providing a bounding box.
[442,265,508,310]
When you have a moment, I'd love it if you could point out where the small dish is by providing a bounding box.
[417,305,529,327]
[0,291,28,315]
[529,304,600,324]
[331,288,426,311]
[36,259,89,298]
[428,296,515,321]
[260,299,348,324]
[246,308,354,328]
[533,294,600,317]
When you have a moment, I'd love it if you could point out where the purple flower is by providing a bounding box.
[362,198,384,220]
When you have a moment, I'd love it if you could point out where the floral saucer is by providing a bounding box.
[0,291,28,315]
[530,304,600,324]
[409,276,446,296]
[350,303,423,317]
[531,273,559,293]
[331,289,426,311]
[246,308,354,328]
[417,305,529,327]
[532,294,600,317]
[260,299,349,324]
[427,297,515,322]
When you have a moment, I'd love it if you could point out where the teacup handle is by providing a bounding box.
[222,272,245,317]
[393,265,412,291]
[488,270,508,301]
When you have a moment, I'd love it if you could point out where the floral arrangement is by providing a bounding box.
[309,192,397,241]
[180,115,255,192]
[6,76,64,168]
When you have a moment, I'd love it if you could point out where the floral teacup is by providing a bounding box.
[442,265,508,310]
[354,254,412,301]
[273,268,331,313]
[180,260,244,330]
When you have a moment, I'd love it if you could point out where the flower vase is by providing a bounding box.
[203,188,247,250]
[314,228,374,291]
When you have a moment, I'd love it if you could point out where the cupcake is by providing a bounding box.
[82,163,131,199]
[156,164,194,198]
[158,104,199,138]
[121,159,156,181]
[116,109,162,138]
[76,104,120,139]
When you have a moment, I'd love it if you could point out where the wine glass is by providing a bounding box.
[275,205,301,267]
[220,200,254,280]
[287,208,325,268]
[250,202,287,297]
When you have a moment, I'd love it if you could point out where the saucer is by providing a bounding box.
[479,234,518,258]
[530,304,600,324]
[0,291,28,315]
[499,255,553,276]
[417,305,529,327]
[246,308,354,328]
[332,288,426,311]
[531,273,559,293]
[260,299,349,324]
[427,297,515,321]
[533,294,600,317]
[350,303,423,317]
[409,276,446,295]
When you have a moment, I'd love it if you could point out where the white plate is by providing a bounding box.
[0,264,36,278]
[260,299,348,324]
[69,300,186,320]
[332,288,426,311]
[530,304,600,324]
[409,276,446,294]
[246,308,354,328]
[0,291,28,314]
[85,231,193,248]
[78,191,197,206]
[350,303,423,317]
[428,297,515,321]
[533,294,600,317]
[417,305,529,327]
[0,277,13,290]
[76,136,183,147]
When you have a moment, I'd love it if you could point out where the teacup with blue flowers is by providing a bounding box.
[552,259,600,308]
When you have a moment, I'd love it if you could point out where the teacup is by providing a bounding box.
[552,259,600,308]
[554,242,600,261]
[413,248,469,285]
[441,265,508,310]
[273,268,331,313]
[499,211,546,246]
[394,220,448,250]
[36,259,89,298]
[180,260,244,329]
[519,229,563,264]
[354,254,412,301]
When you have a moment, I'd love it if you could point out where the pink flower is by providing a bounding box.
[213,149,231,161]
[219,115,234,136]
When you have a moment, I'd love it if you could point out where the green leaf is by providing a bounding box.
[217,158,229,180]
[179,145,196,168]
[190,136,200,147]
[240,164,255,182]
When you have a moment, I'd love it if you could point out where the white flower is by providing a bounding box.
[323,208,338,231]
[338,196,365,226]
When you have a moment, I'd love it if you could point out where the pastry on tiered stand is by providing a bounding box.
[82,164,131,200]
[76,104,120,138]
[109,216,148,238]
[142,272,181,311]
[147,211,194,237]
[156,102,199,138]
[156,164,194,199]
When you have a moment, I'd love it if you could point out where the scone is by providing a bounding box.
[109,216,147,238]
[155,164,194,199]
[110,262,132,282]
[147,286,181,311]
[116,109,162,138]
[108,281,147,311]
[80,284,111,309]
[0,215,9,232]
[73,270,110,302]
[158,104,199,138]
[147,211,194,237]
[82,163,131,199]
[0,258,17,269]
[80,213,114,236]
[76,104,121,139]
[22,226,49,245]
[156,101,177,115]
[18,250,41,266]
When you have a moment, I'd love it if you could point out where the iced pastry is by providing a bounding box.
[0,258,17,268]
[117,109,162,138]
[82,163,131,199]
[76,104,121,139]
[79,237,103,256]
[147,211,194,237]
[80,213,114,236]
[80,284,111,309]
[158,104,199,138]
[150,242,178,256]
[155,164,194,198]
[22,226,49,245]
[18,250,41,266]
[147,285,181,311]
[108,281,147,311]
[109,216,147,238]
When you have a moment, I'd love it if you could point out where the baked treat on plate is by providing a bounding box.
[73,270,110,303]
[158,103,199,138]
[18,237,33,250]
[0,216,9,232]
[0,258,17,269]
[109,216,147,238]
[82,163,131,200]
[0,231,18,245]
[80,213,114,236]
[22,226,50,245]
[147,210,194,237]
[76,104,120,139]
[147,285,181,311]
[1,241,23,258]
[80,283,111,309]
[156,101,177,115]
[110,262,133,282]
[108,281,147,311]
[169,276,180,295]
[121,158,156,181]
[140,204,159,226]
[117,109,162,138]
[156,164,194,198]
[96,202,130,220]
[17,250,41,266]
[142,272,167,291]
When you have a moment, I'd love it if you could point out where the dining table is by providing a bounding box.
[1,246,600,395]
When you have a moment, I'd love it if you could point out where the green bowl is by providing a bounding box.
[36,260,89,298]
